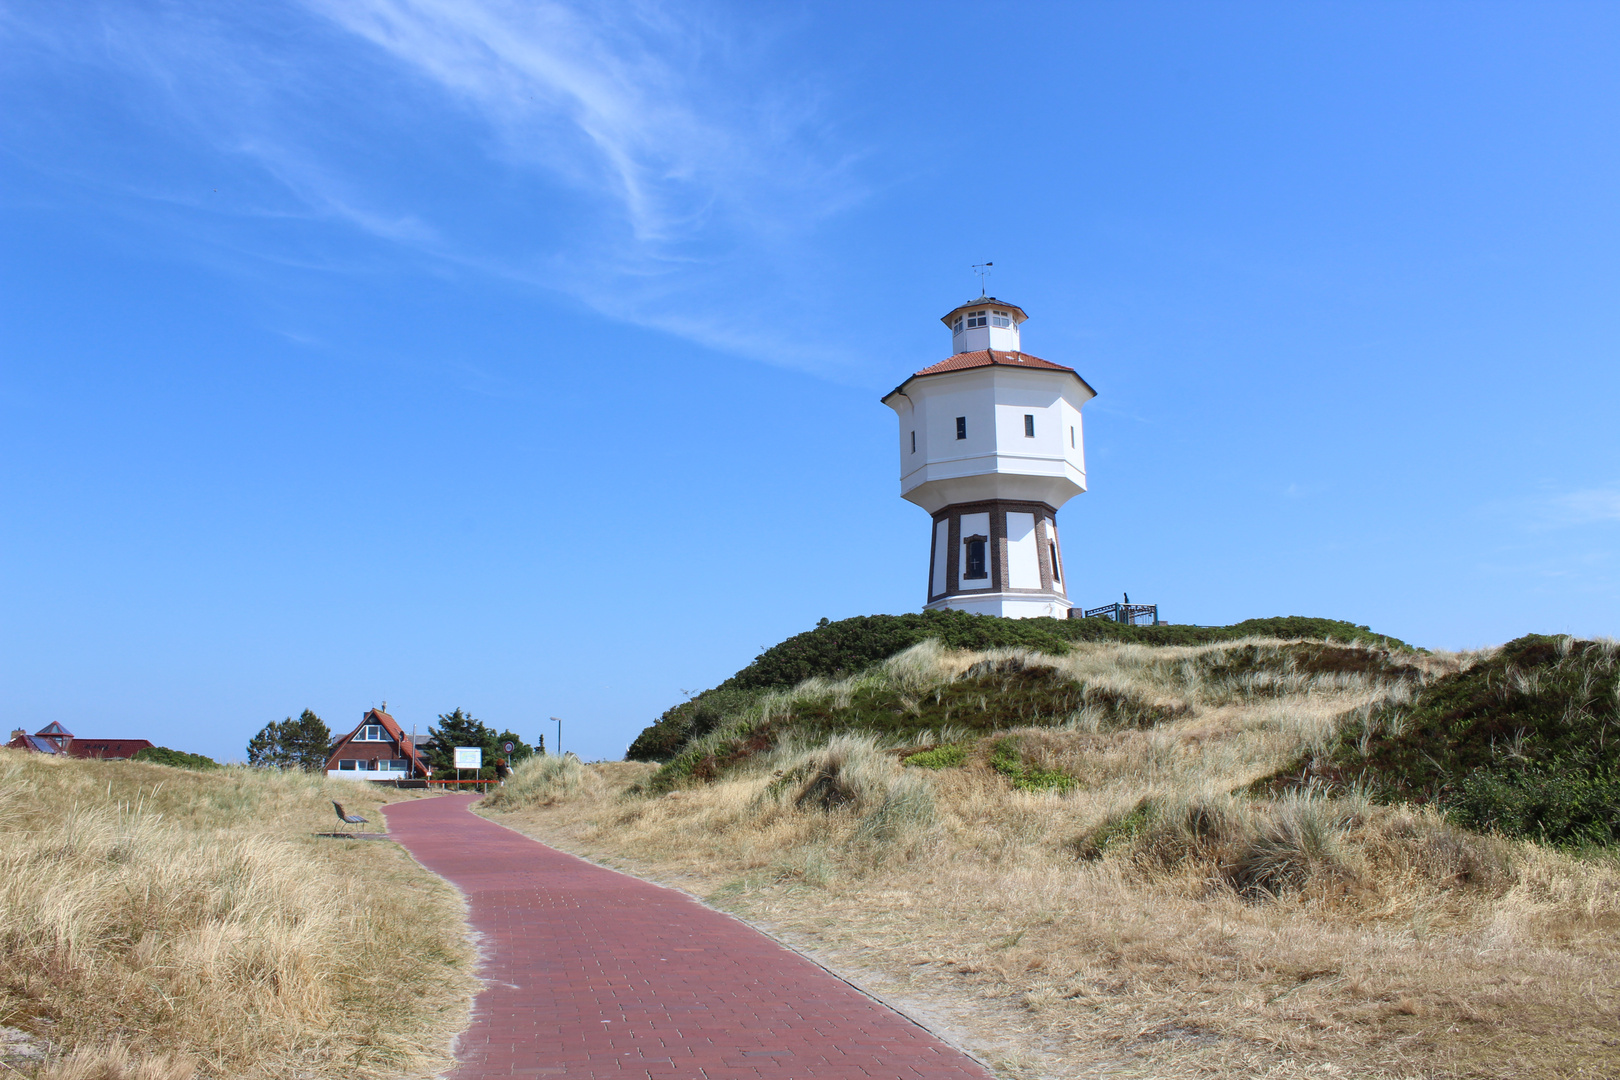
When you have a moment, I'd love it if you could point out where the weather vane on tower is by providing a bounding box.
[972,261,993,297]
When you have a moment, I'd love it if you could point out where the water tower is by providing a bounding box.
[881,297,1096,618]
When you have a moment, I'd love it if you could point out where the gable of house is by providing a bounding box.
[324,709,429,778]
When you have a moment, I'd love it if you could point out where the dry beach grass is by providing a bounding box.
[0,752,475,1080]
[485,638,1620,1079]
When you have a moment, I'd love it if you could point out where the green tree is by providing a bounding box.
[426,708,532,775]
[246,709,332,771]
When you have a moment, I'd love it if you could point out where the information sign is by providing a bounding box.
[453,747,483,770]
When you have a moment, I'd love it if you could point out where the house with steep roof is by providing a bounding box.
[5,722,154,759]
[324,708,430,780]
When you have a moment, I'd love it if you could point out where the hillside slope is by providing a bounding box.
[490,633,1620,1080]
[629,611,1407,762]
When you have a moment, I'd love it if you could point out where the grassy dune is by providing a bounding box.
[0,753,475,1080]
[484,637,1620,1080]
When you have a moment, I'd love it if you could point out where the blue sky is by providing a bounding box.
[3,1,1617,763]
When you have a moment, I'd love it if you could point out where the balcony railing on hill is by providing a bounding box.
[1081,602,1160,626]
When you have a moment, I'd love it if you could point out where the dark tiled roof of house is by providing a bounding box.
[939,298,1030,325]
[65,739,154,759]
[6,734,62,753]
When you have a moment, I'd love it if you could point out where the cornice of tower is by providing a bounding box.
[881,350,1098,405]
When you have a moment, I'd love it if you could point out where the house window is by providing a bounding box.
[339,759,357,771]
[967,310,988,329]
[363,758,379,770]
[911,431,916,453]
[384,759,409,771]
[1049,542,1061,583]
[1024,414,1035,437]
[356,724,385,741]
[991,310,1011,328]
[1070,425,1075,448]
[956,416,966,440]
[964,535,988,579]
[952,315,965,332]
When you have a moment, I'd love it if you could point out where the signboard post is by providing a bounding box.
[454,746,482,789]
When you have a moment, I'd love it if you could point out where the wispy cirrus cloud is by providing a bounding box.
[307,0,756,244]
[1550,485,1620,525]
[2,0,868,372]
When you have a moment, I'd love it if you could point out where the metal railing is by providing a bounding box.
[1082,602,1160,626]
[425,778,495,790]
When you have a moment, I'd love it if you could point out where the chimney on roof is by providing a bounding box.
[10,729,25,742]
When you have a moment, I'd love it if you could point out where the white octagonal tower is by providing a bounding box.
[882,298,1096,619]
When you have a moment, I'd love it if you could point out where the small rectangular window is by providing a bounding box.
[1024,414,1035,437]
[955,416,966,440]
[1070,426,1075,448]
[339,759,357,770]
[1049,542,1061,582]
[910,431,916,453]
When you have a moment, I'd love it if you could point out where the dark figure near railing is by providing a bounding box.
[1080,594,1160,626]
[331,800,368,835]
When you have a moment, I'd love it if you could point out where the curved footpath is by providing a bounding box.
[383,794,993,1080]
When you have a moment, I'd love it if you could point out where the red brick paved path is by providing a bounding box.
[383,794,994,1080]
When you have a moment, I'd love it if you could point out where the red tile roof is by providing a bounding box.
[324,709,430,776]
[4,734,154,758]
[885,350,1098,401]
[65,740,154,760]
[914,349,1073,376]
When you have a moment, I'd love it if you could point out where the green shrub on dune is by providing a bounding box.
[1259,634,1620,846]
[132,745,218,770]
[628,611,1405,763]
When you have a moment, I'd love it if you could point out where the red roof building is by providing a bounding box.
[323,708,430,780]
[5,723,154,759]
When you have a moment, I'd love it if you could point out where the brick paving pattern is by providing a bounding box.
[383,794,993,1080]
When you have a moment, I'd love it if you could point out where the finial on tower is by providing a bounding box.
[972,262,993,297]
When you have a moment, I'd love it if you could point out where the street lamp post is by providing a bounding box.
[549,716,562,758]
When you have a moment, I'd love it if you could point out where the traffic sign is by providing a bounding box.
[503,741,514,754]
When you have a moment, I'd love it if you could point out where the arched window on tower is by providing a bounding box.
[964,535,988,580]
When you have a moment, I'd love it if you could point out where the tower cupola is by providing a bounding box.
[942,298,1028,354]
